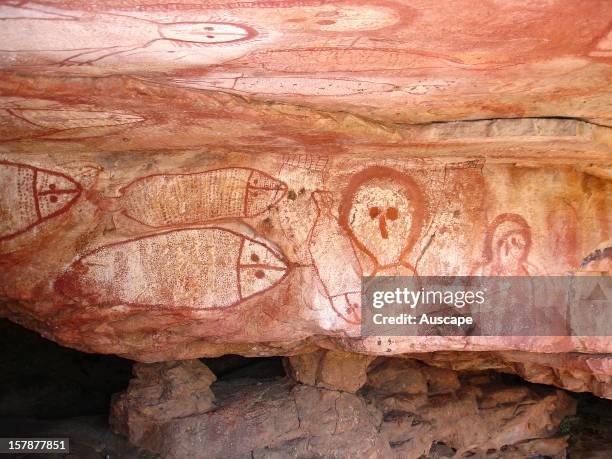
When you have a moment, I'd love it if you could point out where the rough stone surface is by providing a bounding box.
[285,349,374,393]
[403,351,612,400]
[110,358,577,458]
[0,126,610,398]
[0,0,610,408]
[0,1,611,125]
[110,360,216,445]
[0,149,610,357]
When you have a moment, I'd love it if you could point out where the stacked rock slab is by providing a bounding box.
[110,359,576,458]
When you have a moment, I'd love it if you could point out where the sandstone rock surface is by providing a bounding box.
[110,360,216,445]
[285,349,375,393]
[0,0,610,410]
[110,358,577,458]
[0,1,610,125]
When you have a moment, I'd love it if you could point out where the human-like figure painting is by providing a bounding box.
[308,166,425,324]
[338,166,424,276]
[473,213,540,276]
[0,3,260,69]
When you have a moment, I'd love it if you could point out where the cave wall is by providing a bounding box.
[0,2,610,457]
[0,146,609,361]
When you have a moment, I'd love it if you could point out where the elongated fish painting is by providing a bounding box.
[55,226,289,310]
[105,167,287,227]
[169,76,399,97]
[0,160,81,242]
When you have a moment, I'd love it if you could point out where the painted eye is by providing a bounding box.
[204,26,214,31]
[386,207,399,220]
[206,35,215,39]
[250,253,260,262]
[49,195,58,203]
[369,207,380,219]
[255,270,265,279]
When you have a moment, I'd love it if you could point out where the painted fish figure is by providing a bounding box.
[7,109,144,130]
[115,167,287,227]
[170,76,398,97]
[56,227,288,310]
[0,160,81,241]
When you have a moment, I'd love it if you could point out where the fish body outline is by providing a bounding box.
[55,226,289,310]
[115,167,287,228]
[0,160,81,242]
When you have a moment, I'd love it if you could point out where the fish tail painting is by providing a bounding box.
[308,191,362,324]
[113,167,287,227]
[0,160,81,242]
[55,227,289,309]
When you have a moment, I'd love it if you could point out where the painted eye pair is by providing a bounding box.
[368,206,400,239]
[368,206,399,220]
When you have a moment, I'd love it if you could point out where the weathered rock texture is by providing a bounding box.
[285,349,375,393]
[110,359,577,458]
[0,117,610,399]
[0,145,609,385]
[0,0,610,429]
[110,360,216,445]
[0,0,611,125]
[403,351,612,400]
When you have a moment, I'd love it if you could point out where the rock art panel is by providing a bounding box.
[0,97,145,141]
[5,108,144,130]
[169,75,399,97]
[0,154,609,365]
[0,4,263,70]
[106,168,287,228]
[56,226,288,309]
[338,166,424,276]
[473,213,540,276]
[308,191,362,324]
[0,1,610,125]
[0,160,81,242]
[580,243,611,275]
